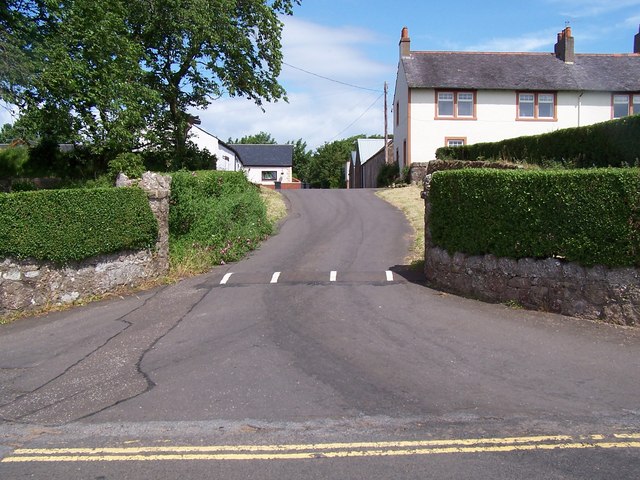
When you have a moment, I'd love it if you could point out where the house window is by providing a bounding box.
[436,91,476,119]
[517,92,556,120]
[613,94,640,118]
[261,171,277,181]
[445,137,467,147]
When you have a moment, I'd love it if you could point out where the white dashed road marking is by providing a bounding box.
[270,272,281,284]
[330,271,337,282]
[220,273,234,285]
[386,270,394,282]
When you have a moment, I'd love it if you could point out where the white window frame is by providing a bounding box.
[261,170,278,181]
[436,91,476,119]
[517,92,557,120]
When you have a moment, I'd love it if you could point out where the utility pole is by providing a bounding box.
[384,81,389,164]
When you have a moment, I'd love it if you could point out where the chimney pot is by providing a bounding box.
[555,26,575,63]
[399,26,411,58]
[634,24,640,54]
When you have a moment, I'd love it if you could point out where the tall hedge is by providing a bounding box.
[0,188,158,264]
[436,115,640,168]
[169,171,272,265]
[429,169,640,267]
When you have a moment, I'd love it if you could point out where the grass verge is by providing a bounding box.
[376,184,425,268]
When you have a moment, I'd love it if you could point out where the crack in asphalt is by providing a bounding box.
[0,280,212,426]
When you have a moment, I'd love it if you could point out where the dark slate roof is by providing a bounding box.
[231,144,293,167]
[403,52,640,92]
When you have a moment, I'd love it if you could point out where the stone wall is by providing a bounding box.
[422,175,639,326]
[0,172,171,317]
[409,162,429,184]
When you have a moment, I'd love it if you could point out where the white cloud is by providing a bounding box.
[193,17,392,150]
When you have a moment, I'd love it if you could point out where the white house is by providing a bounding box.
[393,26,640,169]
[189,125,242,171]
[230,144,294,187]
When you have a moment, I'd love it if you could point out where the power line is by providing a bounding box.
[282,62,383,93]
[330,92,384,142]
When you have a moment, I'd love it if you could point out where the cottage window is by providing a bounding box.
[437,92,454,117]
[446,137,466,147]
[518,92,556,120]
[262,171,277,181]
[613,94,640,118]
[436,91,476,119]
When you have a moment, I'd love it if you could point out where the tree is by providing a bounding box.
[2,0,300,171]
[288,138,312,181]
[229,132,278,144]
[306,136,363,189]
[129,0,299,165]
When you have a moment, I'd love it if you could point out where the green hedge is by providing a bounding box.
[429,169,640,267]
[169,171,272,266]
[436,115,640,168]
[0,188,158,264]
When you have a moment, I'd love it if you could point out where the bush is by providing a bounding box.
[107,153,146,180]
[429,168,640,267]
[0,146,29,178]
[377,161,400,187]
[435,115,640,168]
[0,188,158,264]
[169,171,272,268]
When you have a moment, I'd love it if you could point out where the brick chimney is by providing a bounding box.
[635,25,640,54]
[554,26,575,63]
[400,27,411,57]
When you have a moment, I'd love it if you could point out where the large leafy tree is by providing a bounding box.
[129,0,298,165]
[1,0,299,170]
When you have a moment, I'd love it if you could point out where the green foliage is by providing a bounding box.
[0,187,158,264]
[435,115,640,168]
[376,161,400,187]
[108,153,146,180]
[0,146,29,178]
[3,0,299,164]
[289,138,312,181]
[429,169,640,267]
[230,132,278,144]
[306,135,363,188]
[169,171,272,267]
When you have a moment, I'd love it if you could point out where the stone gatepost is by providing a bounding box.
[117,172,171,274]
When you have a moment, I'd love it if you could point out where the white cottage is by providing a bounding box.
[189,125,242,171]
[393,26,640,169]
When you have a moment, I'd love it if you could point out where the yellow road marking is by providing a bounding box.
[3,434,639,463]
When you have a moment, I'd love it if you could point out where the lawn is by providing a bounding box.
[376,184,425,268]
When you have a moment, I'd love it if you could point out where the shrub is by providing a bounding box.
[0,188,158,264]
[107,153,146,180]
[169,171,272,268]
[429,168,640,267]
[0,146,29,178]
[435,115,640,168]
[377,161,400,187]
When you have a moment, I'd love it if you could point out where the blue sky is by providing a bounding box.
[2,0,639,150]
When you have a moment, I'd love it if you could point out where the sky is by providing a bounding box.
[2,0,639,150]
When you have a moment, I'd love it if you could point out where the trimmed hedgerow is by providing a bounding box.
[0,188,158,264]
[436,115,640,168]
[429,168,640,267]
[169,171,272,267]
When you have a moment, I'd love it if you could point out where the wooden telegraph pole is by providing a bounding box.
[384,81,389,164]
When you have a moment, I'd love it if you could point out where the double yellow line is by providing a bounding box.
[3,433,640,463]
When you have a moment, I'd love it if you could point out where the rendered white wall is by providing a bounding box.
[408,89,620,162]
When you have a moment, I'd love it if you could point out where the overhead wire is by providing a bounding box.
[282,62,383,93]
[329,92,384,142]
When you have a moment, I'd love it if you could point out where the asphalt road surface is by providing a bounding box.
[1,189,639,479]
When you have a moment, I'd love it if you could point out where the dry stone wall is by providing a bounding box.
[422,174,639,326]
[0,172,171,317]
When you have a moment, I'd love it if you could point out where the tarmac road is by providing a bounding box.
[1,189,639,479]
